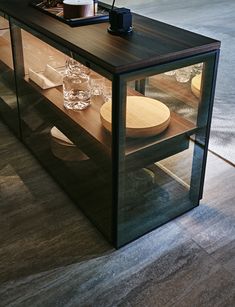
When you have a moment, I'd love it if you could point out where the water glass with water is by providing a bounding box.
[63,58,91,111]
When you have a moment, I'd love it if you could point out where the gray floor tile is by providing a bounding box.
[0,223,191,306]
[211,239,235,277]
[175,154,235,255]
[172,268,235,307]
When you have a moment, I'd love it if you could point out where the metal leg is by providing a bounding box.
[135,78,146,95]
[112,74,126,248]
[9,18,25,139]
[190,50,220,202]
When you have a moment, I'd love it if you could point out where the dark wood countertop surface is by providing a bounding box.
[0,0,220,73]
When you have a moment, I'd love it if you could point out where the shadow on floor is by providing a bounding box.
[0,161,113,283]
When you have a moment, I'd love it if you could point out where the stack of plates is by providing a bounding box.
[50,126,88,161]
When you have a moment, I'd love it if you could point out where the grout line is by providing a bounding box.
[208,148,235,167]
[155,161,190,189]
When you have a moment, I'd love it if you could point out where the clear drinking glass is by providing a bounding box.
[193,62,203,75]
[90,72,104,96]
[63,58,91,110]
[175,66,192,83]
[102,79,112,102]
[164,70,176,76]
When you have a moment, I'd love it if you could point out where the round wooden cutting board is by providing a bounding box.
[191,73,202,98]
[100,96,171,138]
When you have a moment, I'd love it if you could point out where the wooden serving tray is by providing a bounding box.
[29,0,109,27]
[100,96,171,138]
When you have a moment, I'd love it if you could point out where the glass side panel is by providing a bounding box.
[147,64,203,126]
[0,16,19,134]
[11,24,113,242]
[118,63,205,246]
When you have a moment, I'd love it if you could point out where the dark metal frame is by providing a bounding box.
[112,51,220,248]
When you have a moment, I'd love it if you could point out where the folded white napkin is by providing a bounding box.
[28,64,63,89]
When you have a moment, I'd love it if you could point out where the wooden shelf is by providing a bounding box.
[1,28,197,166]
[1,26,197,156]
[24,75,197,166]
[0,33,197,167]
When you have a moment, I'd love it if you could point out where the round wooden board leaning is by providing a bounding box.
[100,96,171,138]
[50,126,89,161]
[191,73,202,98]
[51,126,74,146]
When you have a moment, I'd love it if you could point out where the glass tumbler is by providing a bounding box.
[175,66,192,83]
[63,58,91,111]
[102,79,112,103]
[193,62,203,75]
[90,72,104,96]
[164,70,176,76]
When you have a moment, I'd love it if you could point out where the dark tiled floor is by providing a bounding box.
[0,114,235,307]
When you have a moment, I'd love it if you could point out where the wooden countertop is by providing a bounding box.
[0,0,220,73]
